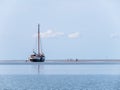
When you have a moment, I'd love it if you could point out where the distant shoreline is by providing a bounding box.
[0,59,120,65]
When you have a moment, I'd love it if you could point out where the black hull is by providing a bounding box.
[30,59,45,62]
[30,57,45,62]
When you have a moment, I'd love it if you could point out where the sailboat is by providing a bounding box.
[29,24,45,62]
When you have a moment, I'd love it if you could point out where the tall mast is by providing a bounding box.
[38,24,40,55]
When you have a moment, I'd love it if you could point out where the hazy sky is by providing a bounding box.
[0,0,120,60]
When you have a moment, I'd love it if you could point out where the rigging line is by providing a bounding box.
[35,35,37,53]
[40,34,44,54]
[32,30,37,53]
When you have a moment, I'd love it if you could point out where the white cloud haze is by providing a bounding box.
[33,30,80,39]
[33,30,64,38]
[68,32,80,39]
[41,30,64,38]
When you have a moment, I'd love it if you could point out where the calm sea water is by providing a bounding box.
[1,75,120,90]
[0,64,120,90]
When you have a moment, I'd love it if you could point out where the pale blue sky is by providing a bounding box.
[0,0,120,60]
